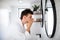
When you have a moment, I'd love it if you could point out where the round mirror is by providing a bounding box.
[44,0,57,38]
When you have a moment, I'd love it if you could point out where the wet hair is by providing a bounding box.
[20,9,33,20]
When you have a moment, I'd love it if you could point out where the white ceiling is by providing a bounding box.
[0,0,40,3]
[0,0,40,8]
[0,0,17,2]
[19,0,40,3]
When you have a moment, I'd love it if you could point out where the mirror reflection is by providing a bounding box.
[44,0,57,38]
[45,0,54,36]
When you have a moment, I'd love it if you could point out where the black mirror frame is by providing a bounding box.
[41,0,44,27]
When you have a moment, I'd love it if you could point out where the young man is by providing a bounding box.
[20,9,33,33]
[17,9,34,40]
[1,9,39,40]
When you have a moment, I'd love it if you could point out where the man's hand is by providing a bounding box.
[26,18,34,32]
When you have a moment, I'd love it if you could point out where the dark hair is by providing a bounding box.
[20,9,33,20]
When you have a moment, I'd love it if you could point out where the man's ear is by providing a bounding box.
[23,16,26,19]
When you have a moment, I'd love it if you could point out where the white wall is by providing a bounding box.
[52,0,60,40]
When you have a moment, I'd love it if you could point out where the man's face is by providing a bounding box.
[25,13,33,23]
